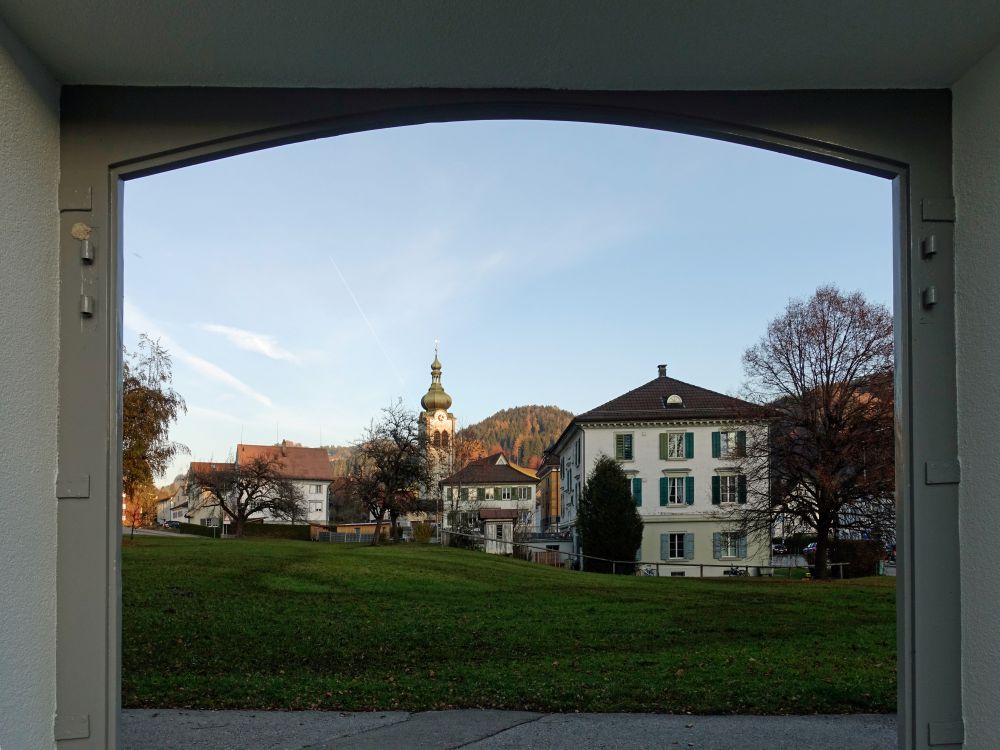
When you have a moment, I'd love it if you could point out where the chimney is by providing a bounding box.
[658,364,667,378]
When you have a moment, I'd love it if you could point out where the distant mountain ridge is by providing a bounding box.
[460,405,573,469]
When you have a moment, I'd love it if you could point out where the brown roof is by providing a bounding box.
[189,461,235,474]
[441,453,539,486]
[574,375,760,424]
[237,443,335,481]
[479,508,519,521]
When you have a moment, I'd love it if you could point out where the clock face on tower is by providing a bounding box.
[434,410,446,422]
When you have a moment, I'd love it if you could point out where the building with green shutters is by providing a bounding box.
[439,452,539,553]
[550,364,771,576]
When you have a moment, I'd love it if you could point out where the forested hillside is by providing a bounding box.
[460,405,573,468]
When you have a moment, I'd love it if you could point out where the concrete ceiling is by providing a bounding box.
[2,1,1000,90]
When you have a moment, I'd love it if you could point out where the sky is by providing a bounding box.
[123,120,893,481]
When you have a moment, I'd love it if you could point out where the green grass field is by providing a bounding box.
[122,537,895,714]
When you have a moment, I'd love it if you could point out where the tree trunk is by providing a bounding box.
[814,512,831,580]
[233,516,246,538]
[371,511,386,546]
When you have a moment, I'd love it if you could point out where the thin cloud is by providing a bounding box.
[124,301,274,408]
[199,323,301,364]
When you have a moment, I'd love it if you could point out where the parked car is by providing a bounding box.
[802,542,818,555]
[771,542,788,556]
[164,520,181,529]
[886,543,896,563]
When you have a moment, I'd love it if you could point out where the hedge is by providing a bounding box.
[238,522,311,541]
[177,521,311,540]
[177,522,221,538]
[804,539,885,578]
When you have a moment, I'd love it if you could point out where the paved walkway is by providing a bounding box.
[122,709,896,749]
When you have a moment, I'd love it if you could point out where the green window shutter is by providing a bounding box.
[738,475,748,504]
[736,430,747,457]
[615,434,624,460]
[659,433,668,460]
[684,533,695,560]
[685,432,694,459]
[461,487,468,501]
[632,478,642,506]
[685,476,695,505]
[711,431,721,458]
[711,475,721,505]
[477,487,485,501]
[494,486,501,501]
[737,534,748,559]
[713,532,722,560]
[659,477,668,506]
[660,533,669,560]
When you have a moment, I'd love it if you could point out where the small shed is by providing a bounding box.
[479,508,518,555]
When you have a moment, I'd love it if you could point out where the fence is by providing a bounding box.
[316,531,376,544]
[440,528,837,578]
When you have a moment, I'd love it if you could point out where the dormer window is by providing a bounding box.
[662,394,684,408]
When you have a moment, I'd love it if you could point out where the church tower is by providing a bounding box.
[420,342,457,478]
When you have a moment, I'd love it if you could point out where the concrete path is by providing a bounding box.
[122,709,896,749]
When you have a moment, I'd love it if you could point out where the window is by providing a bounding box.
[670,571,686,577]
[720,474,738,504]
[668,476,685,505]
[516,486,531,500]
[501,487,512,501]
[667,432,685,459]
[433,430,442,448]
[721,532,739,558]
[631,477,642,506]
[668,532,685,559]
[519,511,531,524]
[714,430,746,458]
[615,432,634,461]
[312,503,323,513]
[574,439,581,465]
[495,524,504,540]
[313,484,323,494]
[441,431,450,449]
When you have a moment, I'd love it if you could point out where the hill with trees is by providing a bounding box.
[459,405,573,468]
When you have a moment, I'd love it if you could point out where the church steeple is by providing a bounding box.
[421,341,453,412]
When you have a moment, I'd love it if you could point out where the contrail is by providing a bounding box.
[330,257,409,394]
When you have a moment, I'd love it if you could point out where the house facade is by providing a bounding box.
[183,442,334,528]
[552,364,770,576]
[440,452,537,553]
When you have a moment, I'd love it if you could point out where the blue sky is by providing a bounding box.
[123,120,892,481]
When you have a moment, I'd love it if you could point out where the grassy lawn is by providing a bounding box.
[122,538,895,714]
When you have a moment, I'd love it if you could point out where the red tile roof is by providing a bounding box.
[441,453,539,486]
[237,444,335,481]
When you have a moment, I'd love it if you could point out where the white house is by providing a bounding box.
[552,364,770,576]
[440,452,537,553]
[183,442,334,528]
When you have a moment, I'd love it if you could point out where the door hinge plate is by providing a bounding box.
[928,719,964,746]
[56,475,91,499]
[54,713,90,740]
[922,198,955,223]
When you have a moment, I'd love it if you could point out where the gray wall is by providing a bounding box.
[0,18,59,750]
[954,37,1000,750]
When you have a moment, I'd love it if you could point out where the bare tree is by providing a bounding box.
[726,285,894,579]
[351,400,433,545]
[188,455,305,537]
[122,335,187,510]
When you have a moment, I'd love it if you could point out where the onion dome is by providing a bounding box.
[421,352,452,411]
